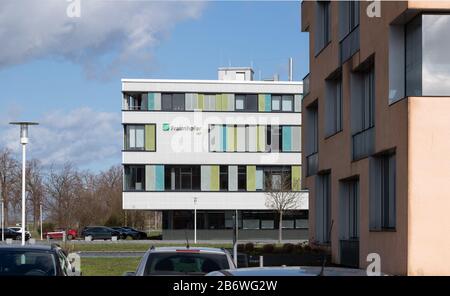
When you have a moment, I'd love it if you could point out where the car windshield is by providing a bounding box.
[0,250,57,276]
[144,252,229,275]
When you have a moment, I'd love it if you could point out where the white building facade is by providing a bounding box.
[122,68,308,240]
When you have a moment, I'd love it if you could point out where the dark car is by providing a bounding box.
[121,227,147,240]
[125,247,235,276]
[0,244,80,276]
[0,228,30,241]
[110,227,139,240]
[81,226,121,241]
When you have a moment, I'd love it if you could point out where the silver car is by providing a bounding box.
[206,266,385,276]
[125,246,236,276]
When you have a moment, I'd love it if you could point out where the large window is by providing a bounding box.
[316,173,331,243]
[219,166,228,191]
[315,1,331,55]
[123,93,146,111]
[164,166,201,191]
[237,166,247,191]
[235,94,257,112]
[162,93,185,111]
[370,153,396,230]
[351,63,375,160]
[325,74,343,137]
[124,166,145,191]
[306,102,318,176]
[281,95,294,112]
[124,125,145,150]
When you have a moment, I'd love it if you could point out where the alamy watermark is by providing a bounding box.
[66,0,81,18]
[366,253,382,276]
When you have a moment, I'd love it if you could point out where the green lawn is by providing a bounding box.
[81,257,142,276]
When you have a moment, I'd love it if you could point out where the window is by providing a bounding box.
[237,166,246,191]
[263,166,291,191]
[316,173,331,243]
[164,166,200,191]
[124,125,145,150]
[340,180,359,240]
[236,72,246,81]
[282,95,294,111]
[306,102,318,176]
[124,166,145,191]
[271,95,281,111]
[124,93,146,111]
[315,1,331,55]
[235,94,257,112]
[370,153,396,230]
[161,93,185,111]
[219,166,228,191]
[325,75,343,136]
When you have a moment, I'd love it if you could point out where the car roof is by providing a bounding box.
[209,266,375,276]
[148,246,229,255]
[0,245,55,252]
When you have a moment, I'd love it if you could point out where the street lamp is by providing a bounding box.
[9,121,39,245]
[0,184,4,242]
[193,197,198,244]
[40,202,43,241]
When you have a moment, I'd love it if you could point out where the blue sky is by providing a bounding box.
[0,0,309,171]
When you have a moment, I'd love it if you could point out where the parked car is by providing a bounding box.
[44,229,78,240]
[1,228,30,241]
[110,227,139,240]
[0,244,80,276]
[81,226,121,241]
[8,227,31,239]
[124,247,236,276]
[121,227,148,240]
[206,266,384,276]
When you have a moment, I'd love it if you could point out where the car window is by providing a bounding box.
[144,253,230,275]
[0,250,57,276]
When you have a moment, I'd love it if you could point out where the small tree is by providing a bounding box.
[265,172,302,243]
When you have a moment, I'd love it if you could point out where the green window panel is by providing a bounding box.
[226,126,235,152]
[265,94,272,112]
[215,94,223,111]
[246,165,256,191]
[210,165,220,191]
[258,94,266,112]
[257,126,266,152]
[291,165,301,191]
[221,94,228,111]
[197,94,204,110]
[145,124,156,151]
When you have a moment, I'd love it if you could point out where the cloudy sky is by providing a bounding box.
[0,0,309,171]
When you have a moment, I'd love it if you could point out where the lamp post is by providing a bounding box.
[193,197,198,244]
[0,185,4,242]
[40,202,43,241]
[10,122,39,245]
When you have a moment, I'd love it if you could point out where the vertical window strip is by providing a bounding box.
[291,165,301,191]
[210,165,220,191]
[145,124,156,151]
[147,93,155,110]
[265,94,272,112]
[246,165,256,191]
[155,165,165,191]
[258,94,266,112]
[201,166,211,191]
[282,126,292,152]
[228,166,238,191]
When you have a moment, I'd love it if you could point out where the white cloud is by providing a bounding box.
[0,0,206,79]
[1,107,122,169]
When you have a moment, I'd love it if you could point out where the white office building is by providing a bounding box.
[122,67,308,240]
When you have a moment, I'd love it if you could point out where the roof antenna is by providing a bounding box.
[184,230,190,249]
[319,220,334,276]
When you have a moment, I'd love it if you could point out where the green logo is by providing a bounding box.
[162,123,170,131]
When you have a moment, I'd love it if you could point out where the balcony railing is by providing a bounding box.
[303,73,310,97]
[340,239,359,268]
[306,152,318,176]
[352,127,374,161]
[339,26,360,65]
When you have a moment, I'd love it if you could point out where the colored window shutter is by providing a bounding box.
[228,94,235,111]
[282,126,292,151]
[291,166,301,191]
[247,126,257,152]
[258,94,265,112]
[221,94,228,111]
[222,125,227,152]
[210,165,219,191]
[246,166,256,191]
[257,126,266,152]
[201,166,211,191]
[145,165,155,191]
[185,93,194,111]
[197,94,204,110]
[155,165,164,191]
[228,166,238,191]
[236,126,246,152]
[271,125,280,152]
[294,94,302,112]
[227,126,235,152]
[291,126,301,152]
[148,93,155,110]
[256,168,264,190]
[145,125,156,151]
[265,94,272,112]
[154,93,161,110]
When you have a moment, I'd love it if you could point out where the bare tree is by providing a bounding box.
[265,173,302,243]
[26,159,45,231]
[0,148,20,226]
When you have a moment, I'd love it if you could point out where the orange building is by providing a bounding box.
[301,1,450,275]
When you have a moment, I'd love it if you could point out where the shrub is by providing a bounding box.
[261,244,275,254]
[303,244,312,252]
[282,243,295,253]
[294,243,304,253]
[244,242,255,253]
[237,244,245,252]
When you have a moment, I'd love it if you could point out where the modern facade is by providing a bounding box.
[122,67,308,240]
[301,1,450,275]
